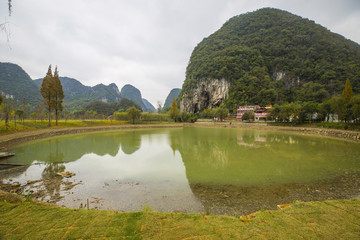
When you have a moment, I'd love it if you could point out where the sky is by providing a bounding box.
[1,0,360,107]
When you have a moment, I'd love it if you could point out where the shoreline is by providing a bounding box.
[190,121,360,142]
[0,121,359,151]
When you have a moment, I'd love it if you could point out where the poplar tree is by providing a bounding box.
[342,79,354,103]
[53,66,64,126]
[40,65,55,127]
[169,97,178,122]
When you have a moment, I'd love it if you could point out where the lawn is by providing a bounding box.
[0,191,359,239]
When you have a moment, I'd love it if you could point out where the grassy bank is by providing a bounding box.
[0,119,179,134]
[0,120,128,133]
[267,121,360,131]
[0,191,359,239]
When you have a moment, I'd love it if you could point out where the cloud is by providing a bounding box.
[1,0,359,106]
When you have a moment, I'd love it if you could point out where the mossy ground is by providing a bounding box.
[0,191,359,240]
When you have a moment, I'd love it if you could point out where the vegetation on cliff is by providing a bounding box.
[180,8,360,111]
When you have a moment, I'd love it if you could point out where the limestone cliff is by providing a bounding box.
[180,78,230,113]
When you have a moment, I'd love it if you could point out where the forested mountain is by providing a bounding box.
[34,77,122,110]
[179,8,360,113]
[163,88,181,109]
[142,98,156,112]
[1,62,154,112]
[0,62,42,105]
[120,84,147,111]
[82,98,141,116]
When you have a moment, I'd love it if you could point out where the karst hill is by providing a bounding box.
[179,8,360,113]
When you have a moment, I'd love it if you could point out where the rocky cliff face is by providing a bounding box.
[180,78,230,113]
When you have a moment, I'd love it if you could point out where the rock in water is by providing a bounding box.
[56,171,76,178]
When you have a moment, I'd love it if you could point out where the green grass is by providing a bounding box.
[0,119,129,133]
[0,191,359,239]
[267,121,360,131]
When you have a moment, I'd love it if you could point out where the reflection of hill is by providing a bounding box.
[10,131,142,164]
[169,128,360,186]
[169,128,360,215]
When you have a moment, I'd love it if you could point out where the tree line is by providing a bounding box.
[269,79,360,124]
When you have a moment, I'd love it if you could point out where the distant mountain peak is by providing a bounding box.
[163,88,181,109]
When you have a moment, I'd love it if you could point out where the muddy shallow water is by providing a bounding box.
[1,128,360,215]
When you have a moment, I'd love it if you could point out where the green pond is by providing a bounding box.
[1,127,360,215]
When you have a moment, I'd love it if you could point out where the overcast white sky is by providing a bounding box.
[1,0,360,106]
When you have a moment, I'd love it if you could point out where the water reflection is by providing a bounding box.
[41,163,65,201]
[170,128,360,186]
[1,128,359,216]
[9,131,142,164]
[2,129,204,213]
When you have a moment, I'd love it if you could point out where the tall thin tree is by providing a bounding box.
[53,66,64,126]
[342,79,354,103]
[169,97,178,122]
[40,65,55,127]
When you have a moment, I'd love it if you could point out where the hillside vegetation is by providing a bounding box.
[0,63,41,106]
[180,8,360,108]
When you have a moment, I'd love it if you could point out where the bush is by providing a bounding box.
[113,112,128,121]
[242,111,255,121]
[140,113,171,122]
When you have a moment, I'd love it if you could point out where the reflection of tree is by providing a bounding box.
[169,128,359,187]
[168,128,232,178]
[169,129,360,216]
[120,131,141,155]
[12,131,144,164]
[41,163,65,201]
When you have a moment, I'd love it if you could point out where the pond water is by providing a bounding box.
[1,127,360,215]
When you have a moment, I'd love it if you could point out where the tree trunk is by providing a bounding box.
[48,108,51,127]
[55,109,58,126]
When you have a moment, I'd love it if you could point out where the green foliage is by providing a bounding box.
[342,79,354,103]
[216,104,228,120]
[0,63,42,106]
[53,67,64,125]
[0,98,13,130]
[39,65,65,126]
[140,112,170,122]
[169,97,178,121]
[83,99,141,117]
[350,95,360,123]
[330,96,345,121]
[113,112,128,121]
[158,106,170,114]
[241,111,255,121]
[126,106,141,124]
[40,65,55,126]
[0,91,2,106]
[180,8,360,109]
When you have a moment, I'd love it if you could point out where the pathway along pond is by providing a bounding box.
[1,127,360,216]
